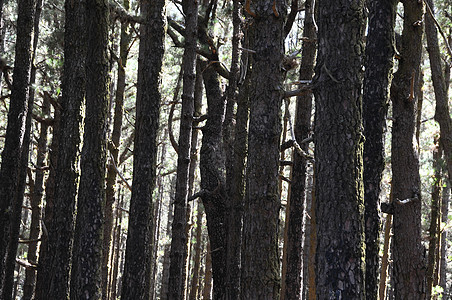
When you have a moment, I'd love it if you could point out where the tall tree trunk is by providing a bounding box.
[439,181,449,292]
[34,93,60,299]
[34,0,87,298]
[313,0,366,298]
[168,0,197,298]
[241,1,286,298]
[23,98,48,300]
[362,0,396,298]
[103,1,132,297]
[224,3,248,297]
[199,59,227,299]
[390,0,425,298]
[0,0,36,297]
[426,0,452,196]
[282,0,316,298]
[121,0,166,298]
[188,202,204,300]
[69,0,110,297]
[22,1,44,298]
[160,177,175,300]
[426,137,442,299]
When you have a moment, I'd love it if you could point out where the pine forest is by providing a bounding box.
[1,0,452,299]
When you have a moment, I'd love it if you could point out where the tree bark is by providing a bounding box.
[0,0,36,297]
[103,1,132,298]
[313,0,366,298]
[241,1,286,298]
[121,0,166,298]
[34,0,87,298]
[199,58,227,299]
[425,0,452,198]
[426,137,442,299]
[167,0,197,298]
[69,0,109,297]
[390,1,426,298]
[362,0,396,298]
[282,0,316,298]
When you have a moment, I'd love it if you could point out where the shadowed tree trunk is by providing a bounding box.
[22,1,44,298]
[362,0,396,298]
[425,0,452,197]
[240,0,286,298]
[224,1,245,298]
[34,0,87,298]
[121,0,166,298]
[426,137,442,299]
[0,0,36,297]
[199,59,227,299]
[282,0,316,298]
[313,0,366,298]
[103,0,132,297]
[168,0,197,298]
[390,0,425,298]
[69,0,110,297]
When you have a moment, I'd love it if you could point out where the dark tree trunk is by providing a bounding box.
[34,0,87,298]
[390,1,425,298]
[313,0,366,298]
[22,1,44,298]
[188,202,204,300]
[426,137,442,299]
[199,59,227,299]
[426,0,452,196]
[439,181,449,291]
[362,0,396,298]
[283,0,316,298]
[224,3,248,297]
[121,0,166,298]
[240,1,286,298]
[167,0,197,298]
[0,0,36,297]
[69,0,109,297]
[102,1,131,298]
[34,93,60,299]
[160,177,175,300]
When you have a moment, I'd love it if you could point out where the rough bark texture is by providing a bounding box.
[240,1,286,298]
[167,0,197,298]
[102,1,131,297]
[426,0,452,195]
[121,0,166,298]
[188,202,204,300]
[69,0,109,298]
[313,0,366,298]
[283,0,316,298]
[390,1,426,298]
[34,0,87,298]
[199,59,227,299]
[362,0,396,298]
[0,0,35,297]
[224,0,246,298]
[426,138,441,299]
[34,94,60,299]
